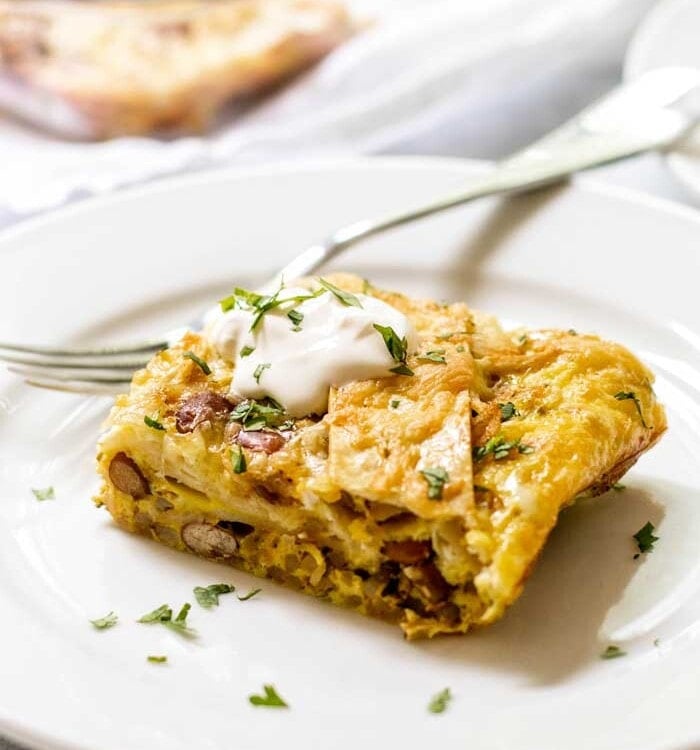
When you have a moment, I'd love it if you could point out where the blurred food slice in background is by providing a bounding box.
[0,0,353,140]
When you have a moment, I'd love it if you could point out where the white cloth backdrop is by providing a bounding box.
[0,0,690,229]
[0,0,694,746]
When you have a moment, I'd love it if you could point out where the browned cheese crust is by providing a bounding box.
[94,273,666,638]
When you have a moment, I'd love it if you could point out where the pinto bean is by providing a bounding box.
[237,429,286,454]
[175,391,233,433]
[383,540,431,565]
[181,522,238,558]
[108,452,150,499]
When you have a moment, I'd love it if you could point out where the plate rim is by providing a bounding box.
[2,155,700,750]
[2,155,700,253]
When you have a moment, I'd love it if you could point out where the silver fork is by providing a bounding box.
[4,66,700,394]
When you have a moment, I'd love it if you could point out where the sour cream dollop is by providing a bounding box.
[206,281,418,417]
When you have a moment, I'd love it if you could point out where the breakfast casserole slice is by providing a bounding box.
[94,273,666,638]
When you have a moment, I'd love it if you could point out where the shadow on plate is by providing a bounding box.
[438,184,568,303]
[412,483,666,685]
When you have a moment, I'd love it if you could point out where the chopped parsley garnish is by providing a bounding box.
[194,583,235,608]
[612,483,626,492]
[517,333,529,345]
[220,287,264,312]
[253,363,271,384]
[373,323,414,376]
[183,351,211,375]
[239,345,255,358]
[318,278,362,308]
[417,349,447,364]
[437,331,469,341]
[568,328,578,335]
[420,467,449,500]
[230,398,290,431]
[456,345,465,353]
[428,687,452,714]
[138,603,196,638]
[389,363,414,376]
[147,655,167,664]
[633,521,658,558]
[138,604,172,623]
[167,603,195,636]
[287,309,303,331]
[390,399,400,409]
[237,588,262,601]
[32,486,55,501]
[221,283,323,331]
[144,415,165,431]
[362,278,372,294]
[90,611,118,630]
[232,446,247,474]
[473,435,533,460]
[614,391,648,428]
[248,684,288,708]
[498,402,519,422]
[601,645,626,660]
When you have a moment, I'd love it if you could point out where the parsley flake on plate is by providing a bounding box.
[32,486,55,501]
[138,603,196,638]
[194,584,235,608]
[237,588,262,601]
[144,415,165,431]
[147,655,167,664]
[633,521,658,558]
[420,467,449,500]
[239,345,255,358]
[90,611,118,630]
[428,687,452,714]
[249,684,288,708]
[183,351,211,375]
[390,399,400,409]
[601,645,626,660]
[138,604,172,623]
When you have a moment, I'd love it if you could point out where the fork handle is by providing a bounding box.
[277,68,698,283]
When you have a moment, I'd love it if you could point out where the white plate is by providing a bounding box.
[2,158,700,750]
[625,0,700,201]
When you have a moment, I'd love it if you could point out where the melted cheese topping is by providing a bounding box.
[206,282,419,417]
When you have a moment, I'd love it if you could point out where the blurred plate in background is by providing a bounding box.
[626,0,700,199]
